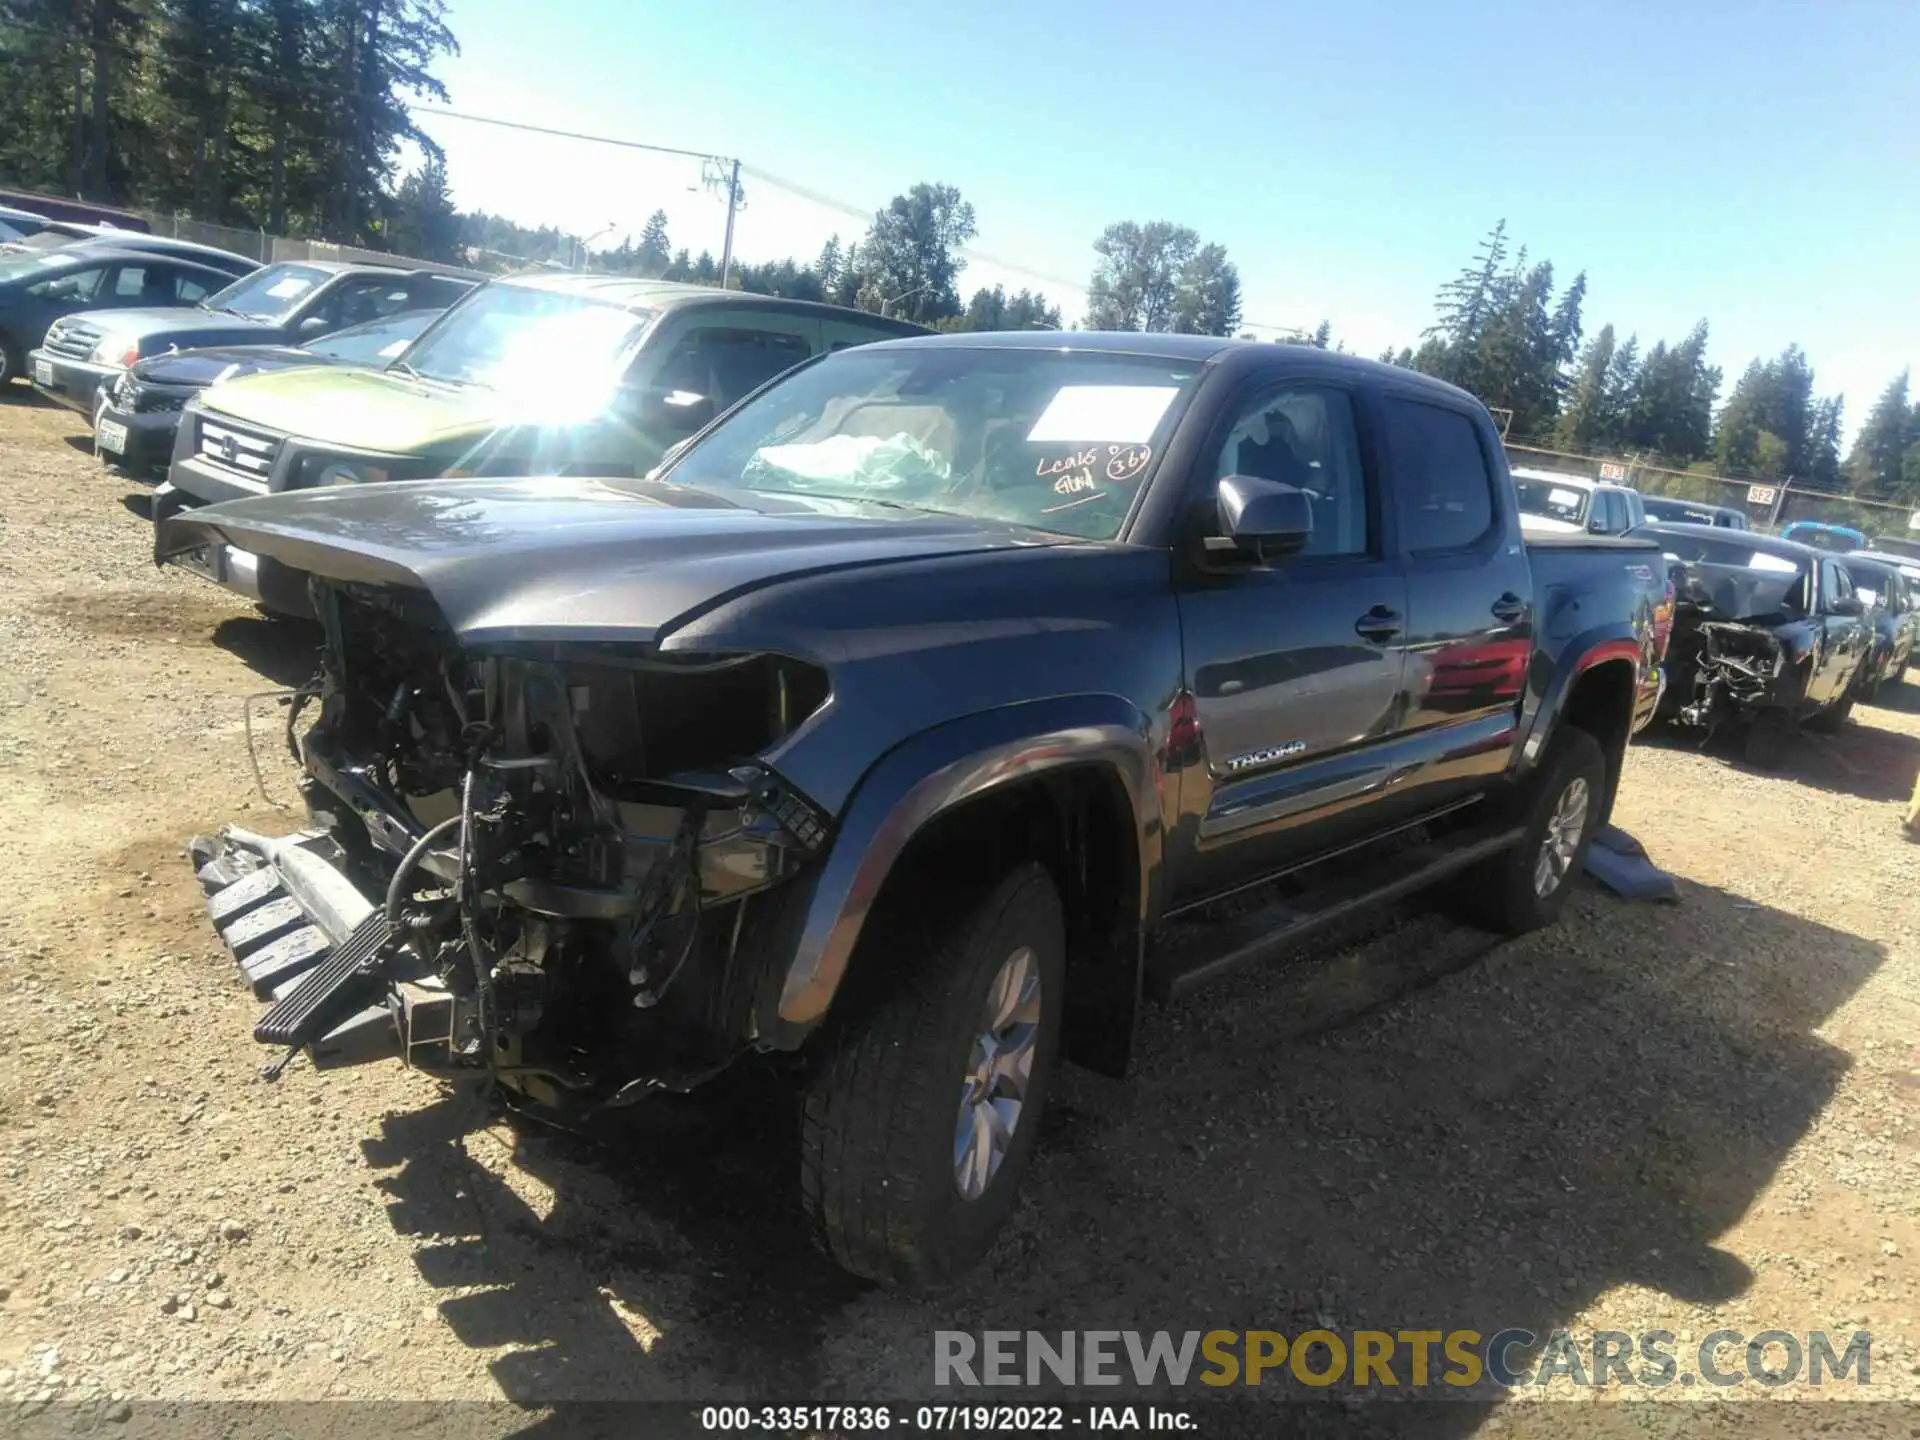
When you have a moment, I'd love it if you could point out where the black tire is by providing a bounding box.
[1457,725,1606,936]
[800,862,1066,1289]
[0,334,20,387]
[1806,692,1854,735]
[1743,710,1791,768]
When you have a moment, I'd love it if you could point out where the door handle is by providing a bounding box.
[1491,592,1527,623]
[1355,606,1403,642]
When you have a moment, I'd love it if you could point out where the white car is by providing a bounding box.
[1511,467,1646,537]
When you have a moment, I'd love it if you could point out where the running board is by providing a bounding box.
[1146,821,1526,1002]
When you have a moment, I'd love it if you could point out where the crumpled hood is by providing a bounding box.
[158,476,1062,646]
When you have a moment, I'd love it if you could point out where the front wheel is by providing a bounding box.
[0,335,21,387]
[1457,726,1606,935]
[800,863,1066,1289]
[1806,691,1855,734]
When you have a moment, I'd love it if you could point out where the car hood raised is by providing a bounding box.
[199,366,550,451]
[158,476,1066,646]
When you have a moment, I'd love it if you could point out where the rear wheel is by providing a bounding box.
[0,335,21,387]
[800,863,1065,1289]
[1458,726,1606,935]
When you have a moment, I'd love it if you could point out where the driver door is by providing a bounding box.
[1171,379,1408,905]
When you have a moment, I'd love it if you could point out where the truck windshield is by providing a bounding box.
[1513,476,1589,526]
[205,263,330,319]
[396,285,653,390]
[658,346,1203,541]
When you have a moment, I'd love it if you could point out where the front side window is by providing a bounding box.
[1383,398,1496,553]
[655,326,814,414]
[25,265,105,301]
[1208,385,1369,557]
[109,264,190,304]
[1822,560,1855,611]
[316,277,417,330]
[655,346,1203,541]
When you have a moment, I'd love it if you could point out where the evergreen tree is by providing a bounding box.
[1845,371,1915,499]
[1555,324,1616,450]
[387,154,457,260]
[635,209,670,276]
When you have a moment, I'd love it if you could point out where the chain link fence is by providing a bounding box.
[136,211,462,270]
[1505,441,1918,542]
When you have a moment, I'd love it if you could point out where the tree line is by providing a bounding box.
[2,14,1908,497]
[1375,220,1918,504]
[1,0,455,242]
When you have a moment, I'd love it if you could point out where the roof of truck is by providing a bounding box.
[858,330,1490,402]
[494,272,927,330]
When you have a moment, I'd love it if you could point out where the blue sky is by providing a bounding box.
[418,0,1918,444]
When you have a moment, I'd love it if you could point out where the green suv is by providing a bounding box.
[153,274,925,614]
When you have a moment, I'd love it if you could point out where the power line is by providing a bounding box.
[6,20,1314,332]
[413,106,728,166]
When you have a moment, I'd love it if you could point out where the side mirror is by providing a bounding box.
[636,385,715,436]
[1210,475,1312,563]
[296,315,330,337]
[1588,516,1612,535]
[1830,595,1863,617]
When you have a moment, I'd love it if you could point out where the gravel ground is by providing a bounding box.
[3,387,1920,1433]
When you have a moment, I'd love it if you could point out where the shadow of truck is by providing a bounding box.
[357,875,1880,1425]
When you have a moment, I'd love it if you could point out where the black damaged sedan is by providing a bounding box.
[1649,522,1873,766]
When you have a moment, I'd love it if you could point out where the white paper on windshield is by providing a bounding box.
[378,340,408,357]
[1747,552,1800,574]
[1549,487,1582,508]
[1027,385,1178,444]
[265,276,312,299]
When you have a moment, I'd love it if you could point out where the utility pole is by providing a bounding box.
[719,158,741,290]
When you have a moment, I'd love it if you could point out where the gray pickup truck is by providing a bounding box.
[166,334,1671,1287]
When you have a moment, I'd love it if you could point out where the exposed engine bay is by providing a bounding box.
[1657,558,1805,738]
[196,579,834,1113]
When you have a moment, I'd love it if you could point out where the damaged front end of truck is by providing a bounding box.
[190,572,836,1114]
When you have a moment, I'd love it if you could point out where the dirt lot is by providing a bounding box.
[4,386,1920,1431]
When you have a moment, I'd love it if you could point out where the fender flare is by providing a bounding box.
[1517,622,1646,806]
[767,694,1161,1043]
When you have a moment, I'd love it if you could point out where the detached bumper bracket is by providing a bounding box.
[189,826,406,1070]
[253,910,394,1047]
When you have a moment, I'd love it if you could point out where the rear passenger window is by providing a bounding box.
[1382,399,1496,553]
